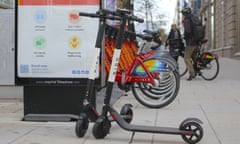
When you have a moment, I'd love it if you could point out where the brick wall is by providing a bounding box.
[214,0,238,58]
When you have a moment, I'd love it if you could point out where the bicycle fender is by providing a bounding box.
[201,52,218,59]
[151,56,178,71]
[150,50,178,70]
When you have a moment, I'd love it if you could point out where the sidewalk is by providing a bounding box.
[1,57,240,144]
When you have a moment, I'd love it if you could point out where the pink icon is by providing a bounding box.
[69,11,79,23]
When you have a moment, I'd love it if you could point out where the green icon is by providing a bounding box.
[34,36,46,49]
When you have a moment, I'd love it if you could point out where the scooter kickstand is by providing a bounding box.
[129,132,135,144]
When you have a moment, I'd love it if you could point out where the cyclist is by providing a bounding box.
[181,7,197,81]
[165,23,184,62]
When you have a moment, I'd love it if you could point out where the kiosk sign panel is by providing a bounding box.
[17,0,99,81]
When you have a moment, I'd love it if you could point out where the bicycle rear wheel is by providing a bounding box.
[199,56,219,81]
[131,70,180,108]
[178,55,188,77]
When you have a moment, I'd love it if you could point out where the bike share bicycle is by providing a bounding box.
[178,39,219,80]
[86,9,203,144]
[131,30,180,108]
[105,26,180,108]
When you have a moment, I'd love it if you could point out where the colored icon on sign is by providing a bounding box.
[34,10,47,24]
[34,36,46,49]
[69,10,80,23]
[69,36,80,49]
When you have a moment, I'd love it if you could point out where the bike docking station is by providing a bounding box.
[75,8,204,144]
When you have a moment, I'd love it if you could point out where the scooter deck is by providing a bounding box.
[112,110,190,135]
[125,124,184,135]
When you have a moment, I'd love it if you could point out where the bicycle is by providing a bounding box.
[178,39,219,80]
[104,26,180,108]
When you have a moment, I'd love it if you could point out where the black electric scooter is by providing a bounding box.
[75,9,133,138]
[91,9,204,144]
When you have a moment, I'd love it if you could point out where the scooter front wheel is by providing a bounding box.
[75,119,89,137]
[92,117,111,139]
[180,121,203,144]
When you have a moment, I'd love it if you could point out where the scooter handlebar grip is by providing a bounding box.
[79,12,99,18]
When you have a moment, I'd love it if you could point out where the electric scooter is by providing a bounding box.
[75,9,133,138]
[91,9,204,144]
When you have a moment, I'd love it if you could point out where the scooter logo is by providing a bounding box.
[69,10,80,23]
[69,36,80,49]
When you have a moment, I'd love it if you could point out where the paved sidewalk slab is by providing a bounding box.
[0,58,240,144]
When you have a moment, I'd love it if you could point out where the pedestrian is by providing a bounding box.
[165,24,182,61]
[181,7,197,81]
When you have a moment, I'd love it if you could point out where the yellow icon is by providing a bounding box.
[69,36,80,49]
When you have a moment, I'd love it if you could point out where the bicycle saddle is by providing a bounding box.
[199,39,208,44]
[143,30,160,37]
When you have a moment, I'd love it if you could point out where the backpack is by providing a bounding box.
[190,15,205,42]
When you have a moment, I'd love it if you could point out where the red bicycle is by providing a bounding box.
[104,27,180,108]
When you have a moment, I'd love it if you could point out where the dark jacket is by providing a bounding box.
[166,29,181,47]
[183,14,197,46]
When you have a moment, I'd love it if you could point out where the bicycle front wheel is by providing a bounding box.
[200,56,219,80]
[131,70,180,108]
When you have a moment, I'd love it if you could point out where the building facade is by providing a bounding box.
[0,0,14,8]
[196,0,240,60]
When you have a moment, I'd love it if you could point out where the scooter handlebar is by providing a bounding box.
[79,12,121,21]
[79,9,144,23]
[79,12,99,17]
[102,9,144,23]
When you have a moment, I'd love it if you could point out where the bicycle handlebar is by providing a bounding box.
[128,15,144,23]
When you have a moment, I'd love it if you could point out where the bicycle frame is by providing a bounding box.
[115,49,159,86]
[104,25,178,87]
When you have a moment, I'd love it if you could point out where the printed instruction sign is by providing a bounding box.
[17,0,99,78]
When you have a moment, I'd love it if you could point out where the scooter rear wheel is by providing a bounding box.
[180,121,203,144]
[75,119,89,137]
[120,104,133,123]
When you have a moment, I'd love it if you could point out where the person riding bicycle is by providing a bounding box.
[181,7,198,81]
[165,24,184,62]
